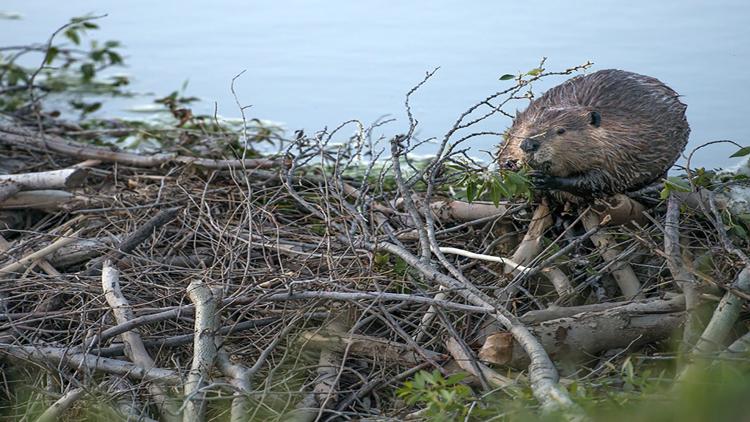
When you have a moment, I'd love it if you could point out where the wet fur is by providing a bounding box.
[498,69,690,198]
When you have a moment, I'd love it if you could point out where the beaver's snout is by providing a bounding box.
[520,138,540,153]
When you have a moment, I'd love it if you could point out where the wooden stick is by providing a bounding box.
[0,168,86,190]
[0,232,78,276]
[102,261,180,421]
[183,280,220,422]
[34,387,85,422]
[0,345,181,384]
[582,210,643,299]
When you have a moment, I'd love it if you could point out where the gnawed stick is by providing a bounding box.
[102,261,181,421]
[500,200,574,299]
[508,200,553,270]
[0,345,181,384]
[581,210,643,299]
[0,231,79,276]
[183,280,221,422]
[33,387,85,422]
[520,295,685,324]
[0,168,87,190]
[691,266,750,355]
[480,300,684,368]
[664,193,701,348]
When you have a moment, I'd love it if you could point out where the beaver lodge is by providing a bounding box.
[1,23,750,421]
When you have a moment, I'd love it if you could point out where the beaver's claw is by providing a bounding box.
[527,170,559,190]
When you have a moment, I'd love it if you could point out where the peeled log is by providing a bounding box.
[481,302,684,368]
[0,168,87,190]
[0,190,84,211]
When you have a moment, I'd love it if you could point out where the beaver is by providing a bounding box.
[497,69,690,198]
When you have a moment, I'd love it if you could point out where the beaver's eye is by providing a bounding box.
[556,128,566,135]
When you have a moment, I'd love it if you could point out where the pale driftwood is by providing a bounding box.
[0,232,78,276]
[424,199,510,222]
[102,261,180,422]
[692,266,750,355]
[520,296,685,325]
[445,337,515,389]
[497,200,574,298]
[0,190,84,210]
[481,304,683,368]
[183,280,221,422]
[0,345,181,384]
[665,194,701,348]
[508,200,552,270]
[300,331,444,366]
[34,387,85,422]
[581,210,643,299]
[0,168,86,190]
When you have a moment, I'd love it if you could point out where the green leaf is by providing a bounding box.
[664,177,691,193]
[64,28,81,45]
[106,51,123,65]
[80,63,95,81]
[82,22,99,29]
[499,74,515,80]
[730,146,750,158]
[526,68,543,76]
[444,372,469,385]
[466,180,477,202]
[44,47,59,65]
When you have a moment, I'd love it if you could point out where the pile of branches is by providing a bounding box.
[1,69,750,421]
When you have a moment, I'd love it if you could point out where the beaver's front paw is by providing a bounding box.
[527,170,560,190]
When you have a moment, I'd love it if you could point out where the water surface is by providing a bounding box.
[2,0,748,167]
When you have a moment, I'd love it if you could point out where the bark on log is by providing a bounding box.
[0,168,87,190]
[481,299,685,368]
[0,190,85,210]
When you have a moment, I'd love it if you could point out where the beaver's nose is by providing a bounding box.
[520,138,540,153]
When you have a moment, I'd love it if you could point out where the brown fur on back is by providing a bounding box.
[498,69,690,195]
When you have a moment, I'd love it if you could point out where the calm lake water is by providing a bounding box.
[2,0,749,168]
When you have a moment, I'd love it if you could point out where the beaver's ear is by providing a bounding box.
[588,111,601,127]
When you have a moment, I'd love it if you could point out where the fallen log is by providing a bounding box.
[480,297,685,368]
